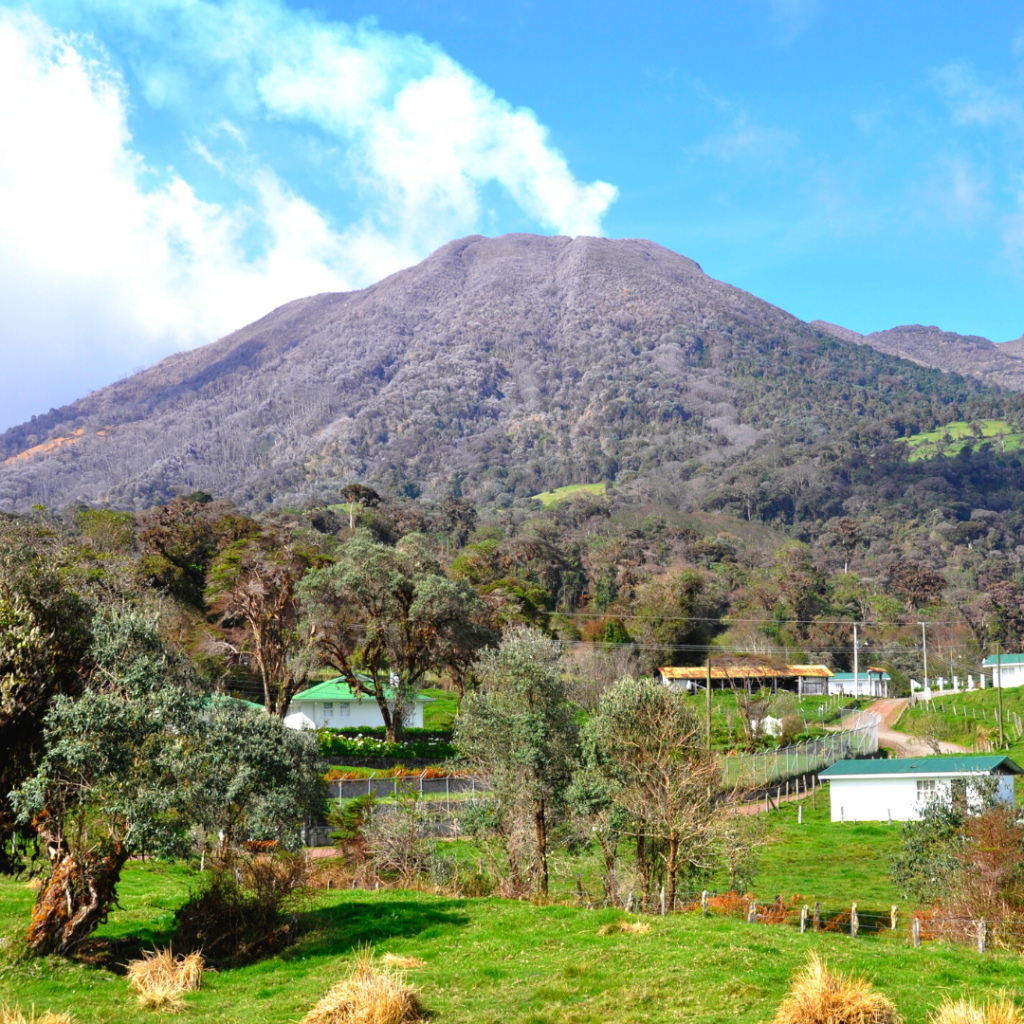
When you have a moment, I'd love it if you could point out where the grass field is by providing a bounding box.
[893,684,1024,771]
[530,482,607,506]
[5,790,1021,1023]
[901,418,1024,461]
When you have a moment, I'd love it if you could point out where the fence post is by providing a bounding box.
[446,775,450,813]
[626,893,634,913]
[850,902,858,938]
[800,905,808,933]
[841,806,845,824]
[701,890,709,918]
[747,901,757,924]
[887,809,892,826]
[660,887,666,916]
[798,805,803,825]
[576,874,583,905]
[978,918,987,954]
[913,917,921,947]
[814,901,821,931]
[891,905,898,931]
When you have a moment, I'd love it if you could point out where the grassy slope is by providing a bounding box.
[902,418,1024,461]
[3,790,1020,1023]
[531,482,608,506]
[893,685,1024,773]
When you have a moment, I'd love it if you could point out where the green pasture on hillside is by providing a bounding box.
[901,418,1024,461]
[530,482,607,506]
[0,789,988,1024]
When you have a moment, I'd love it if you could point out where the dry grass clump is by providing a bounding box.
[380,954,425,969]
[302,949,423,1024]
[23,879,41,891]
[0,1006,75,1024]
[126,948,205,1009]
[597,919,650,936]
[771,954,901,1024]
[931,996,1024,1024]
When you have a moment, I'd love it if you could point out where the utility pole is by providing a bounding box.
[996,641,1005,748]
[853,623,859,698]
[919,622,929,692]
[706,657,712,755]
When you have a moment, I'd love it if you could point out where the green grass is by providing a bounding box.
[422,687,458,730]
[3,845,1024,1024]
[901,418,1024,461]
[893,684,1024,777]
[531,482,607,507]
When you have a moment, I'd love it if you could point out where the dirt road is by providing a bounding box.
[867,697,968,756]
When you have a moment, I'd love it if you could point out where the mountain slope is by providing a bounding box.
[809,320,1024,391]
[0,234,1015,513]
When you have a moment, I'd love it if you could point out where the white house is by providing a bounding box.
[827,668,890,698]
[982,654,1024,688]
[818,755,1022,823]
[283,678,433,731]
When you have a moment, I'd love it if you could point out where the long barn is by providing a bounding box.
[659,664,833,696]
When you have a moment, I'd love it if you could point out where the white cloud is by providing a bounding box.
[932,61,1024,130]
[0,2,616,428]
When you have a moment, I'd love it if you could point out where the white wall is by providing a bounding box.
[828,774,1016,822]
[989,664,1024,688]
[284,699,426,731]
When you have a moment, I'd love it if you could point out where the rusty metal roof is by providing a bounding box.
[659,664,833,680]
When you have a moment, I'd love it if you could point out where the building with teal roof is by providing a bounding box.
[819,754,1021,822]
[283,676,434,731]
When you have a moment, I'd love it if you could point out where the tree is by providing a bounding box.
[12,613,206,956]
[138,497,220,609]
[299,531,494,742]
[885,559,946,610]
[587,676,719,908]
[186,698,325,861]
[0,542,93,874]
[455,627,578,896]
[339,483,382,530]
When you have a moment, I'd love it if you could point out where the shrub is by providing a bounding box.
[173,853,308,965]
[319,728,456,761]
[771,954,902,1024]
[301,948,423,1024]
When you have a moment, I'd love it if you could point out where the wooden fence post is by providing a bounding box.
[978,919,987,953]
[841,806,845,824]
[626,893,634,913]
[813,778,817,812]
[913,917,921,948]
[851,902,858,938]
[701,890,709,918]
[798,805,803,825]
[576,874,583,904]
[800,905,808,933]
[747,901,757,924]
[660,887,666,916]
[814,901,821,931]
[891,905,898,931]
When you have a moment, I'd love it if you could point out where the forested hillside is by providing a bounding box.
[4,233,1024,526]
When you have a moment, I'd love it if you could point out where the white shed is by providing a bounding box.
[284,677,433,731]
[818,755,1021,822]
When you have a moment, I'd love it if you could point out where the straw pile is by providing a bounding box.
[380,954,425,970]
[125,948,205,1010]
[302,949,422,1024]
[0,1007,74,1024]
[931,997,1024,1024]
[597,919,650,936]
[771,954,902,1024]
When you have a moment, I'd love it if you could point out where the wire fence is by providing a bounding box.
[721,713,879,789]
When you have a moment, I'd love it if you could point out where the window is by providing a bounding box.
[323,702,334,717]
[339,704,350,718]
[916,779,936,798]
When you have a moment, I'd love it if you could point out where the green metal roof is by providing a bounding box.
[982,654,1024,667]
[820,755,1023,778]
[830,670,891,681]
[290,677,434,703]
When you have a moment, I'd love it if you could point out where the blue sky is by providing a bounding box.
[2,0,1024,430]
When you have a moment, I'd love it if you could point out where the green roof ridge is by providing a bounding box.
[820,755,1023,777]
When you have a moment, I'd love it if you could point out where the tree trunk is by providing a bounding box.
[636,823,650,904]
[666,832,678,909]
[26,844,128,957]
[534,798,548,896]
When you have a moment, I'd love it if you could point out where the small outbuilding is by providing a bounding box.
[827,668,890,698]
[818,755,1022,822]
[284,678,434,731]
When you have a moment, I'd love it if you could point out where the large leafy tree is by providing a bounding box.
[586,676,719,909]
[298,531,494,742]
[455,627,578,896]
[0,541,93,873]
[13,613,205,956]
